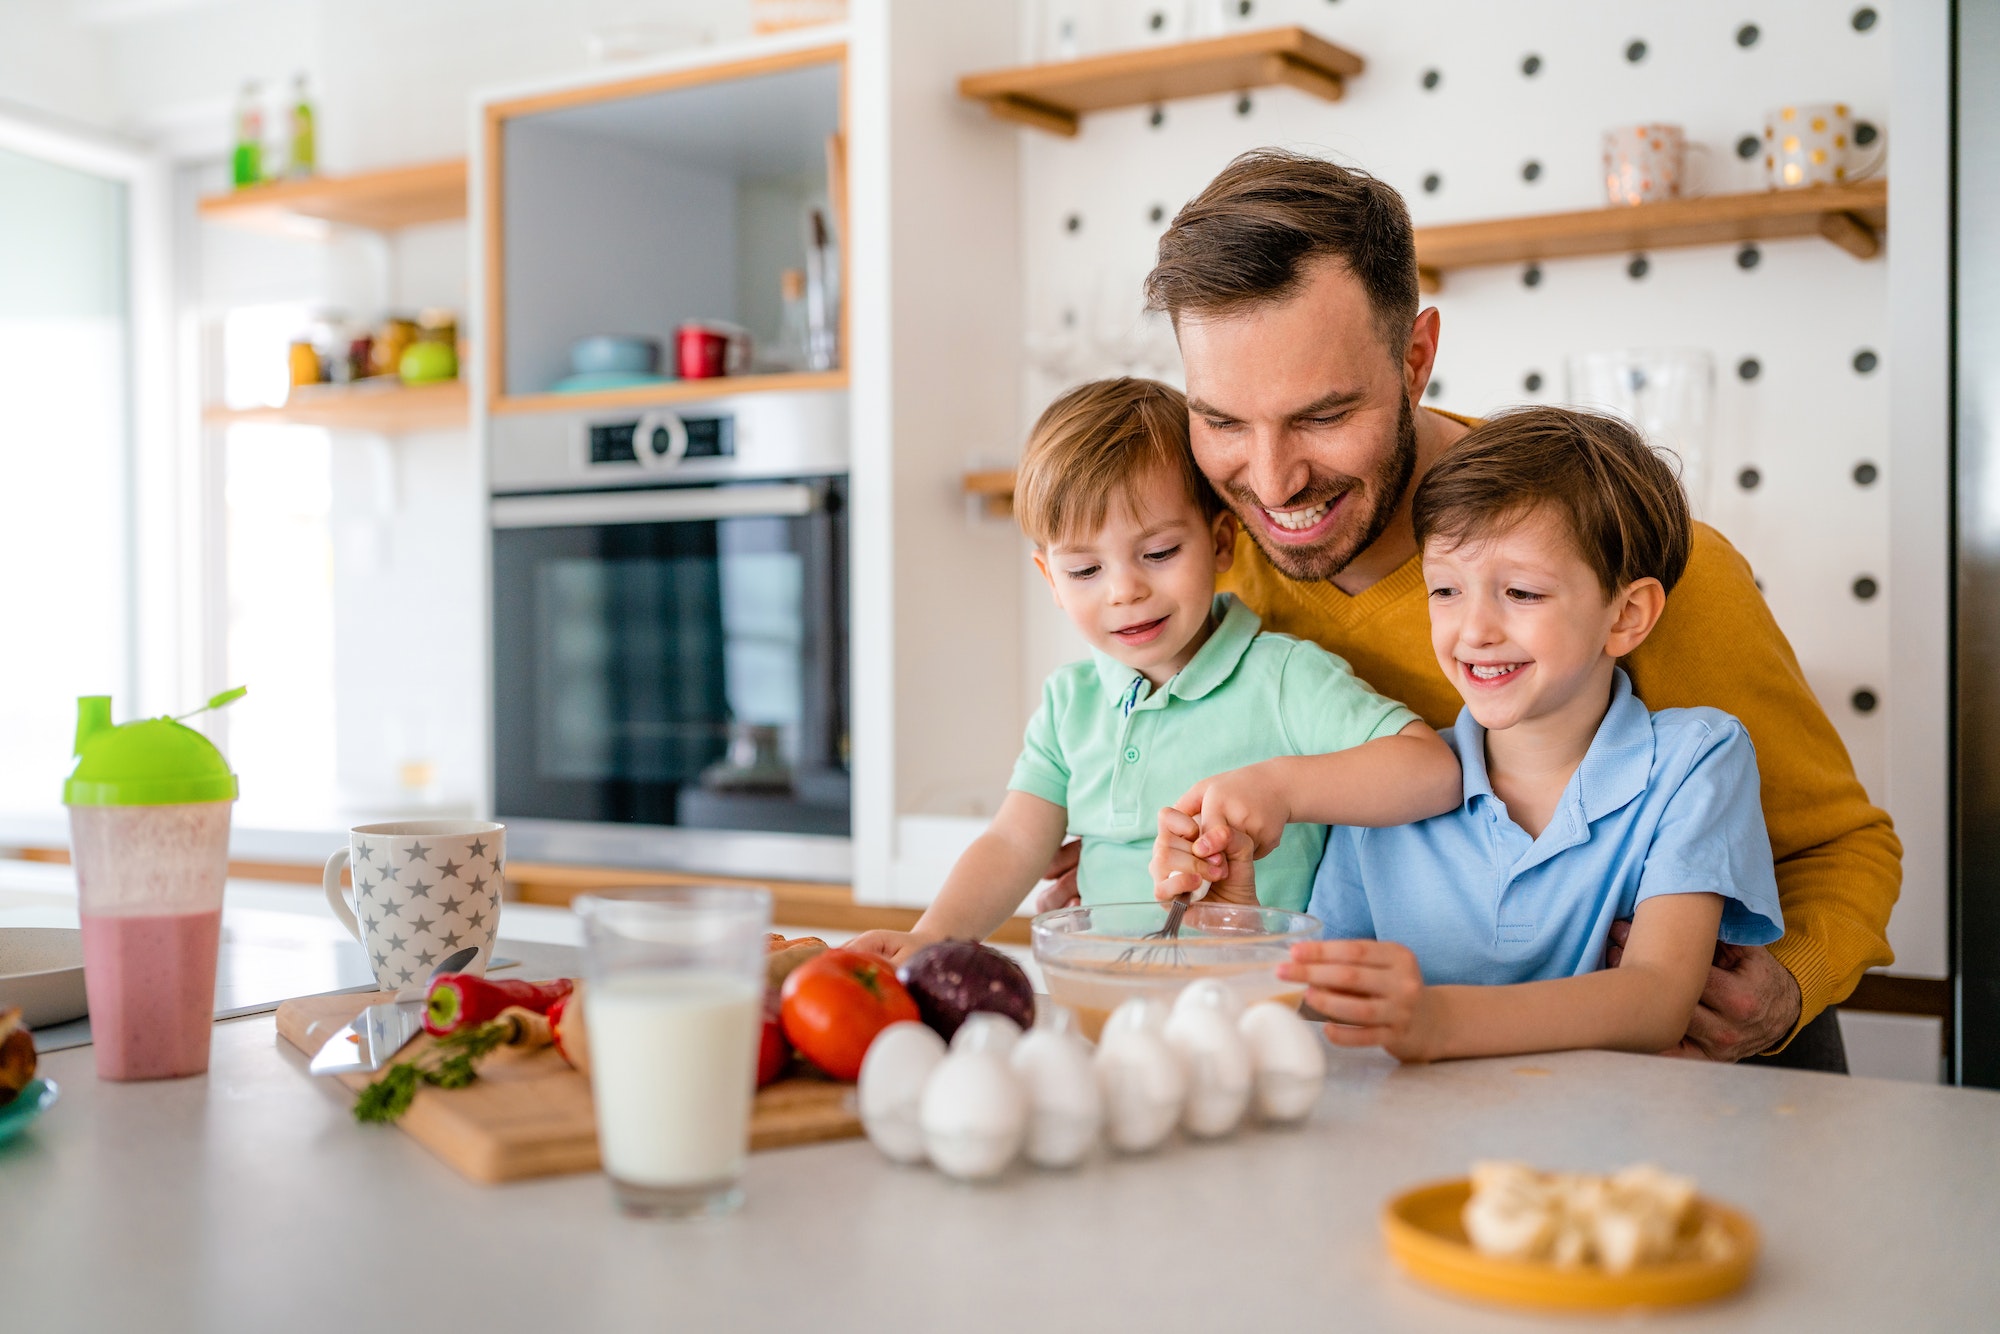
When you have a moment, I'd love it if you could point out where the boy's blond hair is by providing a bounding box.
[1014,377,1222,549]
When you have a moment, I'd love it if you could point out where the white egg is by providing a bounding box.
[1100,996,1170,1043]
[858,1021,948,1164]
[1093,1027,1185,1153]
[919,1046,1027,1181]
[1239,1001,1328,1124]
[950,1010,1023,1057]
[1009,1027,1102,1169]
[1170,977,1244,1025]
[1163,1003,1253,1138]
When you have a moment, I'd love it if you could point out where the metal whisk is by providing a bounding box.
[1117,890,1195,967]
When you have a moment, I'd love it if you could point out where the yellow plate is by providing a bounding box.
[1382,1179,1759,1312]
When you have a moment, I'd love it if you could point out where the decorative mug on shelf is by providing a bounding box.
[323,820,505,990]
[1763,103,1885,189]
[1602,124,1697,206]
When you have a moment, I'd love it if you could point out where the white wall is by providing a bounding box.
[843,0,1026,904]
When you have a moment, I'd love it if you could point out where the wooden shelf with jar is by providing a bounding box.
[203,379,469,433]
[198,159,468,236]
[963,181,1888,506]
[1414,179,1887,291]
[957,26,1364,137]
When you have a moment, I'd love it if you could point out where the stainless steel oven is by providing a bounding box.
[488,389,849,879]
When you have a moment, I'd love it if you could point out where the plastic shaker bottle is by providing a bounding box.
[63,689,244,1081]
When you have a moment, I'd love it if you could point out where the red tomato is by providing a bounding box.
[779,948,920,1081]
[757,992,789,1088]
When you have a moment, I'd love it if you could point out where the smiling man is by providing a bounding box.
[1141,149,1900,1068]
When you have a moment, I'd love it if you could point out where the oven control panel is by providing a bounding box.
[585,413,734,469]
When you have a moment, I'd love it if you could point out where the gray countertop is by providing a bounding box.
[6,945,2000,1334]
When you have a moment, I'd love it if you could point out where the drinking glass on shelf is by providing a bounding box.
[1088,267,1157,376]
[575,887,773,1219]
[1566,350,1716,521]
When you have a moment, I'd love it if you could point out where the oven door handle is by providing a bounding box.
[490,483,818,528]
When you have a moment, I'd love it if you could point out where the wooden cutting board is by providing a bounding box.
[276,989,862,1185]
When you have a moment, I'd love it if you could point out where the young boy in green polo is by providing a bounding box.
[848,378,1460,963]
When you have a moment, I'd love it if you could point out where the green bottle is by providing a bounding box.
[287,73,316,180]
[231,81,263,189]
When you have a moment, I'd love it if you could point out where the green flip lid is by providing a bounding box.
[62,688,246,807]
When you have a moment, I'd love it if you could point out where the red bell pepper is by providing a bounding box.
[757,990,789,1088]
[425,974,574,1037]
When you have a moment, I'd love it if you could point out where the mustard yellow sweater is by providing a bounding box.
[1221,515,1900,1047]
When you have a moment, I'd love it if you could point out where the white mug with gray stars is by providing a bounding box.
[322,820,506,990]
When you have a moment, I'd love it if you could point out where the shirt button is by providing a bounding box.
[1124,747,1140,763]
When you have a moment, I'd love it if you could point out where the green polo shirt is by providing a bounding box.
[1008,594,1420,912]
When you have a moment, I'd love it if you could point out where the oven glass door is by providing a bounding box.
[491,478,848,836]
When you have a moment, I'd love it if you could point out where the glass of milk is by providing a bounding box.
[574,887,773,1218]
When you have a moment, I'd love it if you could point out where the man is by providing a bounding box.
[1044,150,1898,1069]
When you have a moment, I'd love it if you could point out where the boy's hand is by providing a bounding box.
[1173,764,1292,862]
[846,929,928,965]
[1151,809,1259,906]
[1279,939,1440,1063]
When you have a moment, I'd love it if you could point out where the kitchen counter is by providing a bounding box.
[6,946,1999,1334]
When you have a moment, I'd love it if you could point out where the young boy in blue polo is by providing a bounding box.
[848,377,1462,964]
[1154,407,1784,1060]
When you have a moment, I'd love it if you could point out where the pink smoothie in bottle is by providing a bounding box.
[64,692,241,1083]
[80,907,223,1080]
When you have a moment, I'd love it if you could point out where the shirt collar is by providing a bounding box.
[1446,667,1654,824]
[1091,594,1263,708]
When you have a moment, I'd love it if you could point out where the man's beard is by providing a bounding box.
[1225,394,1418,583]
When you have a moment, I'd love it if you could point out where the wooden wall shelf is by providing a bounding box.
[962,469,1018,518]
[198,159,468,235]
[204,380,468,433]
[492,368,849,417]
[1414,180,1887,291]
[957,26,1364,137]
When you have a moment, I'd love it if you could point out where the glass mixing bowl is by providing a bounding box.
[1032,902,1321,1041]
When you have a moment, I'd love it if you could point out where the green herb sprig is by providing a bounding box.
[354,1019,513,1124]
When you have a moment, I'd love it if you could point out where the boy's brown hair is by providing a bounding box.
[1144,148,1421,352]
[1411,407,1694,596]
[1014,377,1222,549]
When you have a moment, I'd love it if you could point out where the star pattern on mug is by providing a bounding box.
[352,829,505,991]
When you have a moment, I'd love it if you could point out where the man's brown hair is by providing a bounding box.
[1411,407,1694,597]
[1144,148,1421,349]
[1014,377,1221,549]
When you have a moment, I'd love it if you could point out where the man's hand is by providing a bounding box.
[1175,763,1291,863]
[1029,838,1082,914]
[1277,939,1440,1063]
[1150,808,1259,905]
[1607,921,1803,1061]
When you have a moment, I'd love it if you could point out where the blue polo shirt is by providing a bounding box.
[1307,669,1784,983]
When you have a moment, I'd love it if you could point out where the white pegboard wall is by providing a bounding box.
[1012,0,1904,809]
